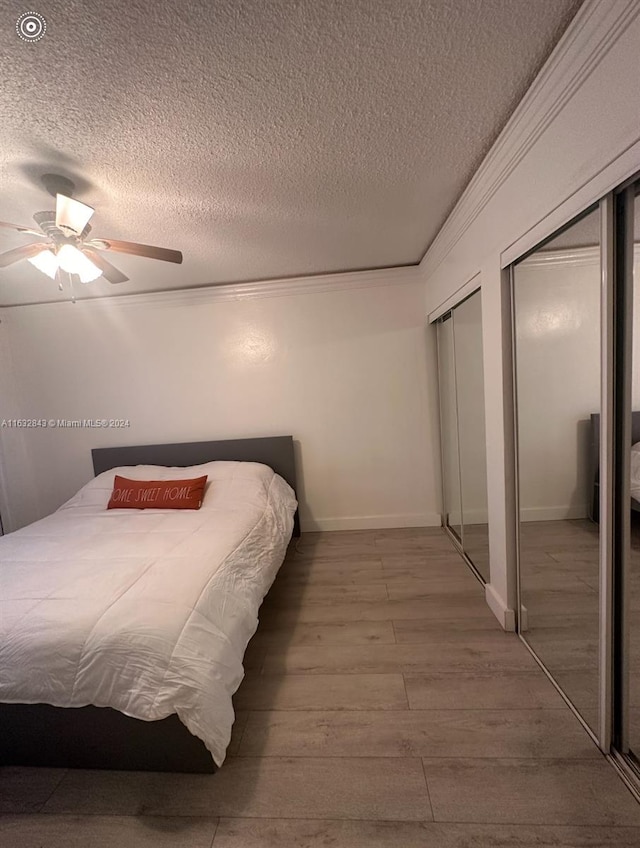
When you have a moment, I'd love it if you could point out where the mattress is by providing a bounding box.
[0,460,296,766]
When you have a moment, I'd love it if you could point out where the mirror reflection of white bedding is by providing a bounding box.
[0,461,296,766]
[632,443,640,502]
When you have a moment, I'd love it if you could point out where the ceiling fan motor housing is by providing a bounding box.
[32,211,89,244]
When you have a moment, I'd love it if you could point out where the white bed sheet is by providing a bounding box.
[631,443,640,502]
[0,460,296,766]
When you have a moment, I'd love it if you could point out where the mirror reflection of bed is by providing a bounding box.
[0,436,299,773]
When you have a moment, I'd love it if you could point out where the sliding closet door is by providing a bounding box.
[437,315,463,542]
[454,291,490,581]
[615,184,640,768]
[513,206,602,735]
[628,187,640,763]
[437,291,490,581]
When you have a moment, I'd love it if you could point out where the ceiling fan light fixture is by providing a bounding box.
[0,185,179,289]
[57,244,102,283]
[28,248,59,280]
[55,194,95,236]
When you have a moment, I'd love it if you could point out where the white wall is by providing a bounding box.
[0,318,37,534]
[0,272,441,534]
[422,0,640,629]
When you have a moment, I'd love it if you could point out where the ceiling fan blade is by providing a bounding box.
[55,194,95,236]
[0,243,48,268]
[88,238,182,264]
[0,220,46,237]
[83,248,129,284]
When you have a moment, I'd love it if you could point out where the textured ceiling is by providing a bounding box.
[0,0,582,305]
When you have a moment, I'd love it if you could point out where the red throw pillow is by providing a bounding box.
[107,475,208,510]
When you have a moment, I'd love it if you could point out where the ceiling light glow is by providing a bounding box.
[28,248,59,279]
[57,244,102,283]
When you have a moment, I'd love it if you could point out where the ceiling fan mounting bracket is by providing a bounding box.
[40,173,75,199]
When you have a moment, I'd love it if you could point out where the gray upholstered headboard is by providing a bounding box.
[589,413,640,519]
[92,435,300,536]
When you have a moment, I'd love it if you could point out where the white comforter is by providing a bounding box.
[0,461,296,766]
[631,443,640,501]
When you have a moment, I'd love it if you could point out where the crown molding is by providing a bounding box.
[0,264,422,312]
[419,0,640,282]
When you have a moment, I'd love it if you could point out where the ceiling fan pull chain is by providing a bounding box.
[55,267,76,302]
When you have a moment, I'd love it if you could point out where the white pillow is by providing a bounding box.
[57,461,276,511]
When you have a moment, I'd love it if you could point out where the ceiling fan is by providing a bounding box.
[0,174,182,286]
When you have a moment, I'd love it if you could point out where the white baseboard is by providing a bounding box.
[448,504,589,527]
[301,512,442,532]
[447,508,488,526]
[485,583,516,632]
[519,504,589,522]
[462,508,489,525]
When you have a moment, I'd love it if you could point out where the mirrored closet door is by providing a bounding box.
[614,181,640,774]
[438,314,463,544]
[513,205,602,737]
[510,173,640,792]
[436,289,490,582]
[627,183,640,768]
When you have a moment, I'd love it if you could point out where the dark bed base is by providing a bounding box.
[0,705,216,772]
[1,435,298,772]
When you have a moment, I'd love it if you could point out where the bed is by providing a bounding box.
[0,435,299,772]
[589,413,640,521]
